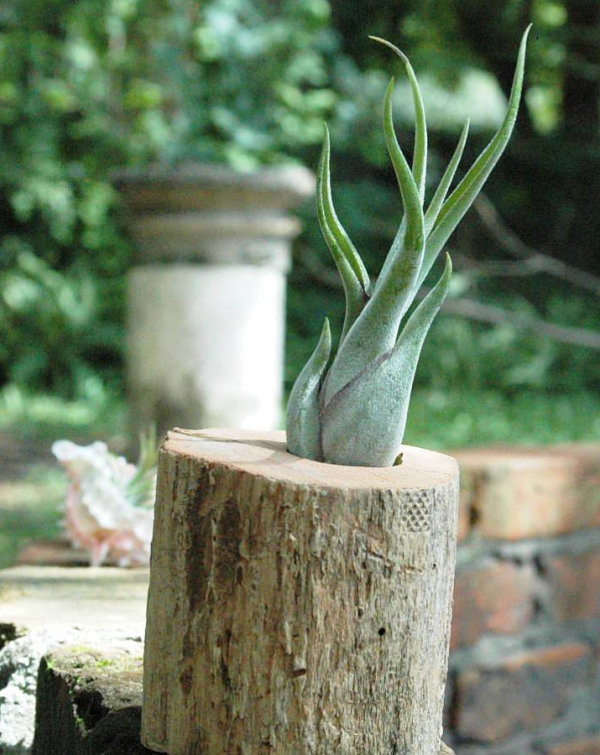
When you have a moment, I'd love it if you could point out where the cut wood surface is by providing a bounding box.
[143,429,459,754]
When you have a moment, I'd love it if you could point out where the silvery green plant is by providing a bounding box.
[287,28,530,467]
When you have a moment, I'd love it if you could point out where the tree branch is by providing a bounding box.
[296,244,600,351]
[438,293,600,351]
[473,193,600,296]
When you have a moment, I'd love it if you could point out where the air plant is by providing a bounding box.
[286,27,530,467]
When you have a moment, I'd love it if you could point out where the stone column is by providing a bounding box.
[116,164,314,437]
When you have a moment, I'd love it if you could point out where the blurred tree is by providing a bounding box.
[330,0,600,273]
[550,0,600,270]
[1,0,600,415]
[0,0,335,397]
[561,0,600,139]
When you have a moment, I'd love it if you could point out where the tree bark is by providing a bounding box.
[142,429,459,754]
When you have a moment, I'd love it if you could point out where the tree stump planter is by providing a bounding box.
[142,429,459,754]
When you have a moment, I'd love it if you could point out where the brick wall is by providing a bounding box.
[445,444,600,755]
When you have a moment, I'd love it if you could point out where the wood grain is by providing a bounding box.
[142,429,459,754]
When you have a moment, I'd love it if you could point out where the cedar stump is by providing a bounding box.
[142,429,459,754]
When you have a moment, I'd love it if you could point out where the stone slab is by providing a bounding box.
[0,566,149,639]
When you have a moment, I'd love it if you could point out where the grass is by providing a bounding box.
[404,387,600,450]
[0,384,128,570]
[0,383,127,444]
[0,465,66,570]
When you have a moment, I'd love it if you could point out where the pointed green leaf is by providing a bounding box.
[382,77,424,253]
[286,318,331,461]
[319,126,371,294]
[369,36,427,201]
[371,76,427,295]
[321,256,452,466]
[424,119,470,236]
[316,133,367,339]
[418,25,531,287]
[322,80,425,404]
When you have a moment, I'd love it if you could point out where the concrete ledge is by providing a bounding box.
[0,565,149,637]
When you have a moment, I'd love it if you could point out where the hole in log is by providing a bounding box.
[221,659,231,689]
[293,668,307,678]
[180,666,194,696]
[378,627,386,637]
[73,688,107,730]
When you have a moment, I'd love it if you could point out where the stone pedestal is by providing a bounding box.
[117,164,314,437]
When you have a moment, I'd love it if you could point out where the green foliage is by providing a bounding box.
[405,387,600,450]
[287,30,529,467]
[0,383,126,441]
[0,239,124,395]
[0,465,65,570]
[126,424,158,507]
[1,0,599,455]
[419,293,600,394]
[155,0,336,167]
[0,0,335,399]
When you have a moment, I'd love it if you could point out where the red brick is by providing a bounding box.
[17,537,90,566]
[453,445,600,540]
[546,549,600,623]
[450,559,538,650]
[454,642,591,743]
[545,735,600,755]
[501,642,589,672]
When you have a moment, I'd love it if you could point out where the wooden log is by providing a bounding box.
[142,429,459,754]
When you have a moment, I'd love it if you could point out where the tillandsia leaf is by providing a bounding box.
[369,35,428,292]
[417,24,531,288]
[286,318,331,461]
[319,125,371,293]
[371,62,427,291]
[424,119,470,236]
[321,255,452,466]
[369,36,427,202]
[317,129,369,338]
[322,77,425,404]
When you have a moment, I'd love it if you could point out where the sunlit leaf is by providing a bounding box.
[424,119,470,236]
[319,126,371,294]
[321,256,452,466]
[317,130,368,338]
[418,25,531,287]
[286,318,331,461]
[369,36,427,202]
